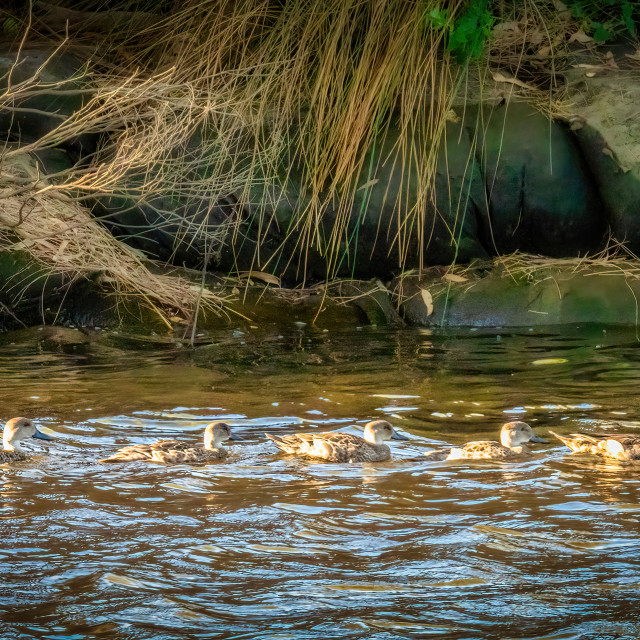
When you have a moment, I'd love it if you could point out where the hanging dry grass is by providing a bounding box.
[0,156,226,325]
[5,0,475,280]
[138,0,465,276]
[2,0,612,295]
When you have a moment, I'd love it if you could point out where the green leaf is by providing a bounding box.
[427,7,449,30]
[592,21,612,42]
[622,2,637,35]
[447,0,494,63]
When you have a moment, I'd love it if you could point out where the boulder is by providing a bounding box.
[396,262,640,327]
[471,102,606,256]
[564,67,640,251]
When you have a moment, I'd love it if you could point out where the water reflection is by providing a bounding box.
[1,325,639,639]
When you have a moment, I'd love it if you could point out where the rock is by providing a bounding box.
[245,121,490,281]
[32,147,74,178]
[565,67,640,251]
[341,121,489,276]
[0,249,67,331]
[427,119,490,264]
[334,280,404,326]
[395,261,640,327]
[471,102,606,256]
[92,191,242,266]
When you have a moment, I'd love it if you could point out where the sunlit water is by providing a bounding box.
[1,325,639,639]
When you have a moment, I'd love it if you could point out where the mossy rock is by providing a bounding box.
[471,102,606,257]
[0,250,66,330]
[396,266,640,327]
[243,121,489,281]
[31,148,74,178]
[343,121,488,275]
[427,119,489,264]
[564,67,640,250]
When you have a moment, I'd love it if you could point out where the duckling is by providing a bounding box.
[424,421,547,461]
[550,431,640,462]
[1,417,53,463]
[265,419,409,463]
[100,422,241,464]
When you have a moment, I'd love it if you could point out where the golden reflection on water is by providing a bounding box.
[1,325,640,639]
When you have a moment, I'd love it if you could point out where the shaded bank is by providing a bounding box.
[1,3,640,332]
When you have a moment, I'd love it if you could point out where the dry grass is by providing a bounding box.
[0,0,620,313]
[5,0,473,280]
[492,245,640,282]
[0,156,226,326]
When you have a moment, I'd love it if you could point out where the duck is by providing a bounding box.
[550,430,640,461]
[265,419,409,463]
[1,417,54,463]
[424,421,548,461]
[100,422,241,464]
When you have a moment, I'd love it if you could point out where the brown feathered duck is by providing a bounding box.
[423,421,547,461]
[0,417,54,463]
[100,422,241,464]
[265,419,409,462]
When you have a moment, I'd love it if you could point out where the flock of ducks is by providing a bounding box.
[2,416,640,465]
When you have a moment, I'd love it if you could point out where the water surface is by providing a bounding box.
[1,325,639,639]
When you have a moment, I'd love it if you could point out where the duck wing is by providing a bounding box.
[586,433,640,444]
[150,444,220,464]
[549,431,598,454]
[266,431,370,461]
[149,439,190,452]
[551,431,640,460]
[0,450,28,463]
[100,439,183,462]
[449,440,520,460]
[314,433,367,447]
[582,433,640,460]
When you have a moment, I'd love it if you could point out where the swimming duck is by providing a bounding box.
[265,420,409,463]
[100,422,241,464]
[424,421,547,461]
[1,417,53,463]
[550,430,640,461]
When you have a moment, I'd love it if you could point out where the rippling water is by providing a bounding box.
[1,325,640,639]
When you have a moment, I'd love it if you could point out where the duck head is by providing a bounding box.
[3,417,53,452]
[363,420,409,445]
[500,421,547,449]
[203,422,241,450]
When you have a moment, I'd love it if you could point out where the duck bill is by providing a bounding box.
[391,431,409,441]
[32,428,53,441]
[529,434,548,444]
[227,434,243,441]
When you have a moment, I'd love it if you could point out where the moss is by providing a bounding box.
[396,263,640,327]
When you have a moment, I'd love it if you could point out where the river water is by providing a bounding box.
[1,324,639,639]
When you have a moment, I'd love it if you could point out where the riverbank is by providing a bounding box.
[1,3,640,333]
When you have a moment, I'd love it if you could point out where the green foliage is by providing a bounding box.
[564,0,638,41]
[423,1,494,63]
[448,0,494,61]
[426,6,450,30]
